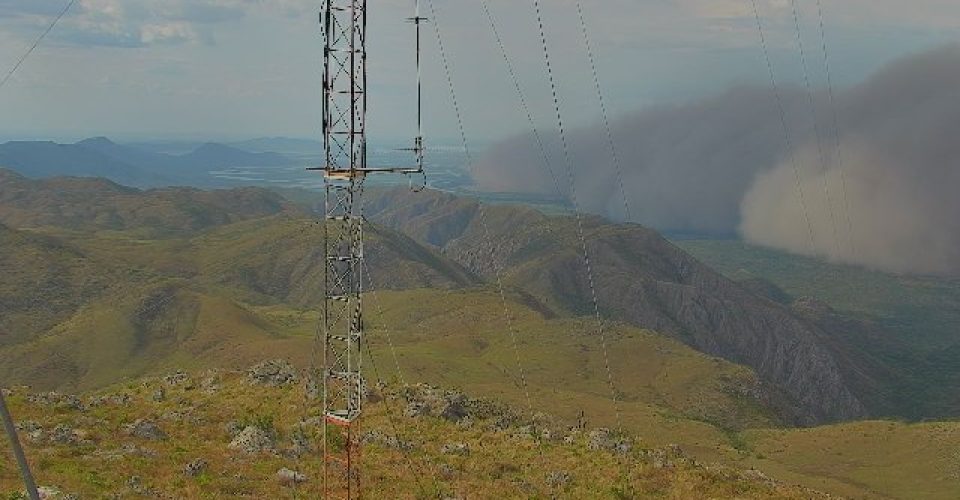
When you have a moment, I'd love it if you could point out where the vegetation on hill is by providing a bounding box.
[0,370,830,499]
[676,239,960,420]
[363,188,868,425]
[3,176,960,498]
[0,169,300,237]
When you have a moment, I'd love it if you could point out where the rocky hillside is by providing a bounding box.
[0,175,871,424]
[0,366,830,499]
[678,238,960,421]
[364,188,869,425]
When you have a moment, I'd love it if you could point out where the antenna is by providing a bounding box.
[312,0,424,497]
[400,1,428,190]
[409,1,427,173]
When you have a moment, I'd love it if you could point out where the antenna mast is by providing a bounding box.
[314,0,424,497]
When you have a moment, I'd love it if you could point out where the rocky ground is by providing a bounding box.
[0,360,832,499]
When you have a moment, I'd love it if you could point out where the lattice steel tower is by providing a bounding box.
[314,0,424,497]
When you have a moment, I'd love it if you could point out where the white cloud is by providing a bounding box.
[2,0,960,141]
[0,0,265,47]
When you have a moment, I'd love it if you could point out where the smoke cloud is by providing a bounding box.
[472,45,960,276]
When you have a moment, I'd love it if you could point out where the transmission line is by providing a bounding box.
[789,0,841,255]
[0,8,77,496]
[749,0,818,255]
[425,0,534,416]
[361,335,431,497]
[479,0,564,201]
[0,0,78,92]
[814,0,857,256]
[481,0,624,430]
[362,257,407,387]
[573,1,633,223]
[530,0,623,432]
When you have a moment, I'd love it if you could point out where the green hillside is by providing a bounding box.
[364,189,870,425]
[3,179,960,498]
[676,239,960,419]
[0,223,128,348]
[0,169,299,237]
[0,216,476,392]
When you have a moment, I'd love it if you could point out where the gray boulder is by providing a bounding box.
[248,360,298,386]
[183,459,208,477]
[123,419,166,441]
[229,426,275,454]
[276,468,307,485]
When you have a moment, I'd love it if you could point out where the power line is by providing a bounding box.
[531,0,623,432]
[0,0,78,93]
[479,0,564,200]
[573,0,633,223]
[426,0,471,162]
[362,257,407,387]
[789,0,841,255]
[0,6,77,497]
[478,206,535,412]
[749,0,818,255]
[425,0,535,416]
[361,334,432,497]
[482,0,623,429]
[815,0,857,257]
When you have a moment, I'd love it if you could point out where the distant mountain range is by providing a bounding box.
[126,137,324,156]
[0,137,296,188]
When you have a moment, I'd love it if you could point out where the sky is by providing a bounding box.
[0,0,959,144]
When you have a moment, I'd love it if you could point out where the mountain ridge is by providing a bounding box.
[0,138,295,188]
[364,188,870,425]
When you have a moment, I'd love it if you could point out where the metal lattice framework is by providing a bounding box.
[315,0,424,497]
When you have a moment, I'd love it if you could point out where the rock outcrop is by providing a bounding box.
[228,426,275,454]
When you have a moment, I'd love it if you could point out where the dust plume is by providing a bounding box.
[472,45,960,276]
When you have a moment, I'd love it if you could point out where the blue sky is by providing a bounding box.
[0,0,958,144]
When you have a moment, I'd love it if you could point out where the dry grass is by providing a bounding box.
[0,371,826,499]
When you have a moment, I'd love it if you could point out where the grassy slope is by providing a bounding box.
[362,289,776,433]
[676,239,960,419]
[0,373,825,499]
[5,282,960,498]
[2,206,959,497]
[0,217,780,474]
[0,283,775,443]
[0,217,464,393]
[287,288,960,500]
[0,226,121,348]
[743,421,960,500]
